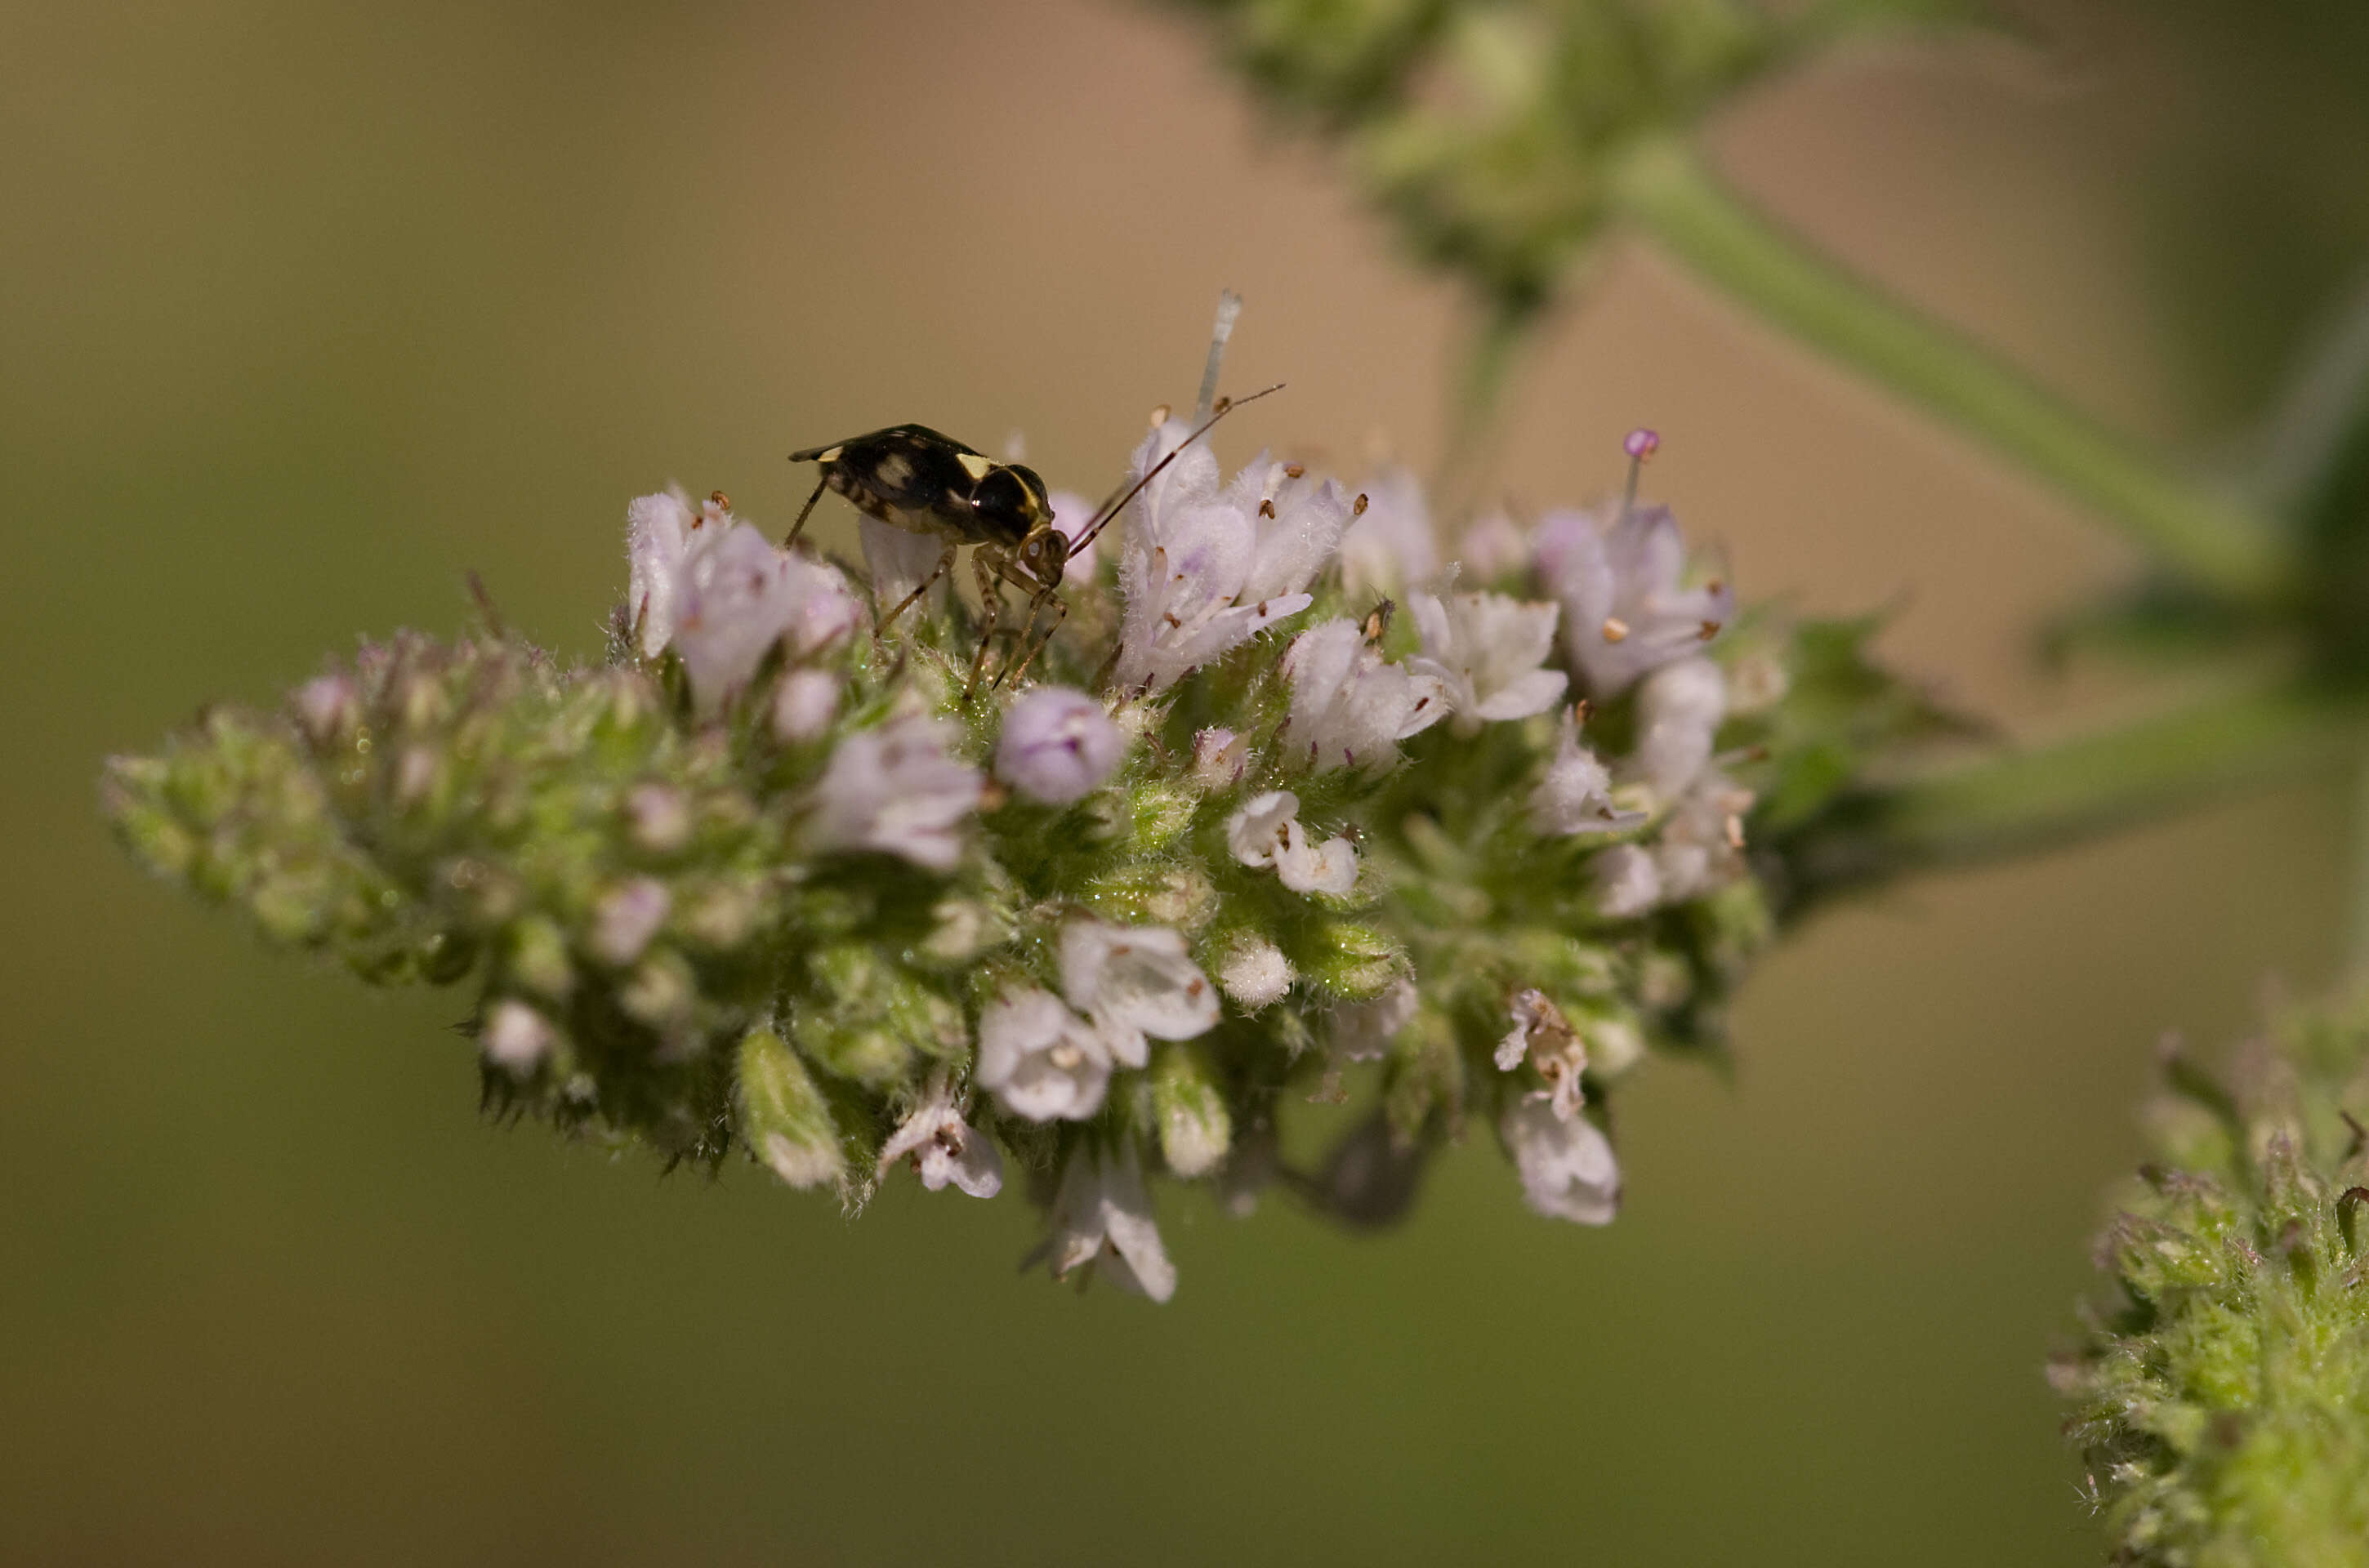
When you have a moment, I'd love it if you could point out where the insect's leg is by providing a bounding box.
[965,550,1004,697]
[784,474,828,550]
[997,589,1066,692]
[878,542,957,634]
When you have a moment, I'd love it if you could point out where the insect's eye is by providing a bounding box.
[1031,530,1068,588]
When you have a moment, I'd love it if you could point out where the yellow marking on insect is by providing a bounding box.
[875,452,913,487]
[955,451,994,481]
[815,446,841,463]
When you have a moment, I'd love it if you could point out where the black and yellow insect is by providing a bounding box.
[787,388,1279,693]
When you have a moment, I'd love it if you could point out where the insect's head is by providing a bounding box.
[1019,523,1068,589]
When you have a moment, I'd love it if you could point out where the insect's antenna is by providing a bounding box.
[1066,382,1284,560]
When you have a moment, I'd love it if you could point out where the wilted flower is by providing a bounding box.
[1503,1100,1621,1224]
[1654,772,1755,903]
[975,987,1113,1122]
[1497,989,1587,1123]
[1279,618,1450,771]
[806,715,984,871]
[995,685,1125,805]
[1338,466,1439,598]
[1044,1142,1177,1302]
[1408,589,1566,735]
[1227,789,1358,895]
[876,1070,1004,1197]
[1060,919,1221,1067]
[1533,501,1733,697]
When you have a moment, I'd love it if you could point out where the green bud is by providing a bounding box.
[506,915,574,1000]
[1299,920,1405,1001]
[736,1028,844,1190]
[1153,1044,1233,1178]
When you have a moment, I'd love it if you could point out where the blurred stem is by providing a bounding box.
[1437,296,1537,517]
[1608,138,2295,607]
[1824,673,2365,877]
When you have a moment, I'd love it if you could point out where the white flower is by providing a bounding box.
[1059,919,1221,1067]
[858,514,946,613]
[591,877,670,966]
[1110,421,1345,693]
[1634,656,1726,800]
[1278,618,1451,772]
[975,987,1113,1122]
[1457,509,1528,583]
[1338,466,1439,599]
[1528,718,1644,836]
[1216,933,1295,1011]
[995,686,1125,805]
[1653,771,1756,903]
[770,667,840,743]
[1045,1143,1177,1302]
[1191,727,1250,789]
[672,521,864,705]
[1533,501,1733,697]
[1226,790,1358,895]
[1593,844,1662,918]
[481,1000,553,1075]
[1496,989,1588,1123]
[626,488,694,656]
[1329,977,1417,1062]
[1408,590,1567,736]
[1503,1099,1621,1224]
[806,715,984,871]
[876,1070,1004,1197]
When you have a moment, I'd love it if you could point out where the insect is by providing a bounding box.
[787,386,1278,693]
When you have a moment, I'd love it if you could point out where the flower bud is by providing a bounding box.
[736,1028,844,1190]
[1153,1045,1234,1178]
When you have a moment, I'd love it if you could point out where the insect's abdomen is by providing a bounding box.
[814,427,982,536]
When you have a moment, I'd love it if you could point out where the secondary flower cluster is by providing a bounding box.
[2053,996,2369,1561]
[105,400,1951,1300]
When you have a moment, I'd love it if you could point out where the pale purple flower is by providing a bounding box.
[1457,509,1529,583]
[1533,501,1733,697]
[876,1069,1004,1197]
[1338,466,1439,599]
[975,987,1113,1122]
[293,674,358,744]
[1278,618,1450,772]
[1528,718,1644,836]
[1503,1099,1621,1224]
[1496,989,1588,1123]
[806,715,984,871]
[1330,977,1417,1062]
[770,667,840,743]
[1408,590,1567,736]
[1059,919,1221,1067]
[1216,933,1295,1011]
[1593,844,1662,919]
[673,522,863,706]
[1110,421,1344,693]
[995,686,1125,805]
[1635,656,1726,801]
[591,877,670,966]
[481,1000,554,1075]
[1044,1142,1177,1302]
[1226,789,1358,895]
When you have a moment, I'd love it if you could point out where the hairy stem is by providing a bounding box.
[1609,137,2295,606]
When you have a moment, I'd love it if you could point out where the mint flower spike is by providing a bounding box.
[104,295,1965,1298]
[2056,995,2369,1562]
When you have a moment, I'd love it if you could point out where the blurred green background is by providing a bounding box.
[7,2,2367,1561]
